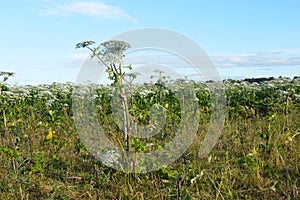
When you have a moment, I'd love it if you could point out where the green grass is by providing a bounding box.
[0,77,299,199]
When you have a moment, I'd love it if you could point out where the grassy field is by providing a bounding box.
[0,77,299,199]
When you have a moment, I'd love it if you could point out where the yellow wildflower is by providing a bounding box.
[46,128,54,140]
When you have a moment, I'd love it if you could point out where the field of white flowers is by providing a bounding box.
[0,76,299,199]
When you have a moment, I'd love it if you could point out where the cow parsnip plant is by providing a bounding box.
[76,40,133,151]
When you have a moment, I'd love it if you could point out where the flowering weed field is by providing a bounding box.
[0,77,299,199]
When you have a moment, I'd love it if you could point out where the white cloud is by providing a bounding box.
[40,9,59,15]
[123,49,300,69]
[211,49,300,68]
[64,53,90,68]
[40,1,137,23]
[65,53,89,61]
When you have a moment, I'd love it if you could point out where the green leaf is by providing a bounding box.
[161,168,178,178]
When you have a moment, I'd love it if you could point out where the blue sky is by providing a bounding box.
[1,0,299,84]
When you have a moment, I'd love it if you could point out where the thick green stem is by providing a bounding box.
[118,75,131,152]
[120,89,130,151]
